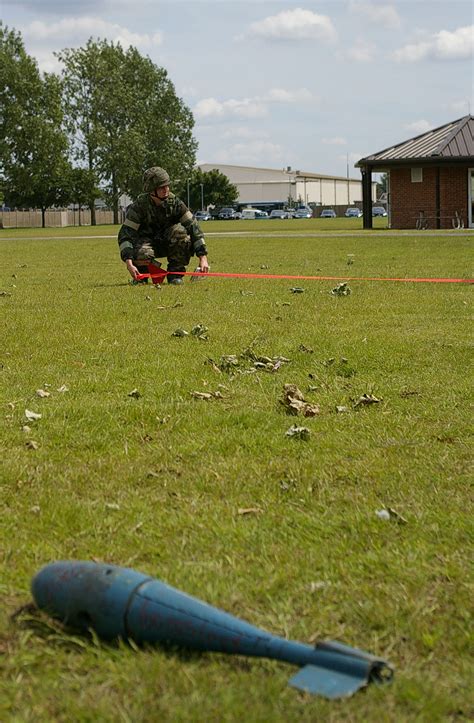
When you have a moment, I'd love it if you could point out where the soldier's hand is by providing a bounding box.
[198,256,209,273]
[126,259,139,279]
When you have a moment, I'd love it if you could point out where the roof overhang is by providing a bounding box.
[356,156,474,170]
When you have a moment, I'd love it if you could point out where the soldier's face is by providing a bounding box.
[152,185,170,202]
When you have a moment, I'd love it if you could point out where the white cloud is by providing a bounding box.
[263,88,314,103]
[404,120,434,134]
[393,25,473,62]
[21,17,162,50]
[350,2,401,30]
[6,0,155,14]
[323,137,347,146]
[221,127,270,140]
[194,97,267,120]
[446,99,472,114]
[215,140,284,166]
[249,8,337,42]
[194,87,314,121]
[346,40,376,62]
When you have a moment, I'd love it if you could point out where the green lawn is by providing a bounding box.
[0,226,472,721]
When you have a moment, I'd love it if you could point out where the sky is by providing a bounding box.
[2,0,473,180]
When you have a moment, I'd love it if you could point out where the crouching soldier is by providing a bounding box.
[118,166,209,285]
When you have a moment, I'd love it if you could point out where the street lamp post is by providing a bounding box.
[200,183,204,211]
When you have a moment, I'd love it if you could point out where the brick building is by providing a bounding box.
[356,116,474,230]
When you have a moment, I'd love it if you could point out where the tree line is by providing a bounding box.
[0,23,237,226]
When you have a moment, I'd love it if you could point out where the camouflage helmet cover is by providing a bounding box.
[143,166,170,192]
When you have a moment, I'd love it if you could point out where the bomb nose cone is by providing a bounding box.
[31,561,150,640]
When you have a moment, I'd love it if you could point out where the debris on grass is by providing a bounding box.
[30,505,41,514]
[237,507,263,516]
[35,389,50,398]
[386,507,408,524]
[299,344,314,353]
[331,282,351,296]
[279,478,297,492]
[191,390,224,400]
[285,425,311,440]
[376,507,408,524]
[290,287,305,294]
[204,358,222,374]
[105,502,120,511]
[309,581,331,593]
[172,324,208,340]
[25,409,42,421]
[400,389,421,398]
[57,385,69,393]
[347,254,355,265]
[190,324,209,340]
[321,357,357,378]
[26,440,39,450]
[335,405,349,413]
[281,384,320,417]
[353,393,382,408]
[215,349,291,375]
[22,425,31,433]
[128,389,141,399]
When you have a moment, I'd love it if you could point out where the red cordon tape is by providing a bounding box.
[136,271,473,284]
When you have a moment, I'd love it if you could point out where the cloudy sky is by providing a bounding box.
[2,0,473,179]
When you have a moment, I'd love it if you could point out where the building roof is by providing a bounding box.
[198,163,361,183]
[356,115,474,167]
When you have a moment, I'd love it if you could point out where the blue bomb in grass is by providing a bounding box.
[32,561,393,699]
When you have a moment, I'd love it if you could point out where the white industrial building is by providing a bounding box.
[198,163,377,208]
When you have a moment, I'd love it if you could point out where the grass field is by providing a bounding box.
[1,224,472,721]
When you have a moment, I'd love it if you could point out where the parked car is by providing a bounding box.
[218,207,239,220]
[269,209,291,219]
[345,208,362,218]
[194,211,212,221]
[320,209,337,218]
[241,208,269,220]
[372,206,387,217]
[294,208,313,219]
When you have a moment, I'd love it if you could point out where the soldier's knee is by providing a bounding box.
[135,241,155,261]
[169,224,189,243]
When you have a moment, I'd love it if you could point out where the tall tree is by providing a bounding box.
[58,40,197,223]
[176,168,238,211]
[0,24,71,226]
[68,167,101,226]
[57,40,104,226]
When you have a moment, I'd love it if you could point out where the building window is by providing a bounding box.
[411,168,423,183]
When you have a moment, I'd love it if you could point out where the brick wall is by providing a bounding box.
[390,165,470,229]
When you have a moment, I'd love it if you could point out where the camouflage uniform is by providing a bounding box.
[118,193,208,277]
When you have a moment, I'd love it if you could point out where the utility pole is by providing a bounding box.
[346,153,350,205]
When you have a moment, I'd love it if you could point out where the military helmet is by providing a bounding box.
[143,167,170,192]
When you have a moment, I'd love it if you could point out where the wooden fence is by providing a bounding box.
[0,209,122,228]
